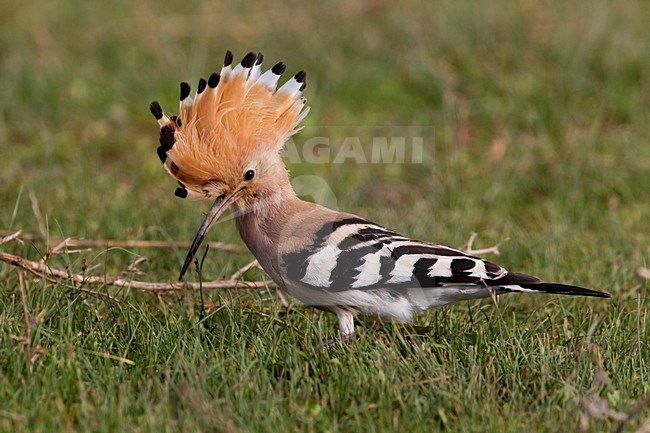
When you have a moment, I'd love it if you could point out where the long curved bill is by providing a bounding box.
[179,193,238,281]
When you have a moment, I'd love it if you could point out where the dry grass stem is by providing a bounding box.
[28,190,47,238]
[229,259,260,281]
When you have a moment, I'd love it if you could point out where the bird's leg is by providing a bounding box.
[336,307,356,342]
[322,307,357,347]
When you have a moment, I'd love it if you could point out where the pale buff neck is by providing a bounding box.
[232,161,313,282]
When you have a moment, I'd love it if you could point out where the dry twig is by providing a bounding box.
[123,256,148,276]
[0,250,273,292]
[1,230,24,246]
[0,230,245,253]
[0,230,270,292]
[462,232,503,256]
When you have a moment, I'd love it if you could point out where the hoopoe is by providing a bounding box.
[150,51,610,340]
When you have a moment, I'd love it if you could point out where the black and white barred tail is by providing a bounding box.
[497,281,610,298]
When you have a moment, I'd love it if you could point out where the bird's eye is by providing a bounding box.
[244,169,255,181]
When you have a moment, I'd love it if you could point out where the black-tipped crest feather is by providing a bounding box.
[272,62,286,75]
[150,101,163,120]
[223,50,233,66]
[208,73,220,88]
[241,52,256,68]
[179,82,191,101]
[197,78,207,94]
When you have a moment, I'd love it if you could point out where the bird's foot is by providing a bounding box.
[322,331,355,348]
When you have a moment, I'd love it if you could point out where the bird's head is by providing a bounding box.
[150,51,309,280]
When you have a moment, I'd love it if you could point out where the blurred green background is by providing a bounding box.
[1,0,648,250]
[0,1,648,432]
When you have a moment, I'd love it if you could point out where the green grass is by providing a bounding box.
[1,0,649,431]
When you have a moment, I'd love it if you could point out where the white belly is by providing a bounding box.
[283,282,494,323]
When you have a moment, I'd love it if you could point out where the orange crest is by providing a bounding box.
[150,51,309,199]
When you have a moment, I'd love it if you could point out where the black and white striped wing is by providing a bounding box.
[282,217,512,292]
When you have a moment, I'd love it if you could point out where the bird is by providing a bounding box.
[149,50,610,341]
